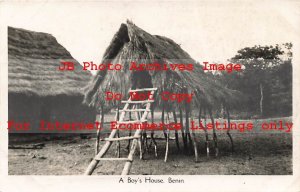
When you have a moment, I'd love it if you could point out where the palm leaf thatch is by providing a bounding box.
[8,26,91,97]
[84,21,242,111]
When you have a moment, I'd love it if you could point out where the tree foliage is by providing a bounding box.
[216,43,292,117]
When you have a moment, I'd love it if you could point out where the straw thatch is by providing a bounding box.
[8,26,96,133]
[8,26,91,97]
[84,21,242,111]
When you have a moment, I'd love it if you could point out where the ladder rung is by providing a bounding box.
[121,100,154,104]
[129,88,157,92]
[102,136,140,141]
[120,109,151,112]
[94,157,133,161]
[117,120,147,124]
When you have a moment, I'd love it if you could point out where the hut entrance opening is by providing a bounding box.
[130,70,154,102]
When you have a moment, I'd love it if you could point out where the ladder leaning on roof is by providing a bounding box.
[84,87,157,175]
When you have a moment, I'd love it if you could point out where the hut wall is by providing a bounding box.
[8,93,41,133]
[8,93,96,134]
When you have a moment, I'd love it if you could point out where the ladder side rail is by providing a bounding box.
[84,96,132,175]
[121,90,155,175]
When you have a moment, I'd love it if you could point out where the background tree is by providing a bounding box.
[215,43,292,118]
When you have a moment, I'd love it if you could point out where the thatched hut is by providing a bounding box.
[8,26,96,134]
[84,21,242,157]
[84,21,241,110]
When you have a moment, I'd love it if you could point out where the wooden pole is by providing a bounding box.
[185,100,193,154]
[173,110,180,151]
[126,111,132,152]
[116,106,120,158]
[179,107,187,152]
[164,112,170,162]
[208,107,218,157]
[203,107,210,157]
[225,106,234,152]
[95,113,101,155]
[190,117,199,162]
[162,107,166,138]
[150,109,158,157]
[259,83,264,117]
[95,104,104,155]
[133,104,143,160]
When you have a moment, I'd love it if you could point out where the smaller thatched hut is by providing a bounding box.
[8,26,96,134]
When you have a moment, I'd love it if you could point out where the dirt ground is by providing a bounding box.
[8,117,292,175]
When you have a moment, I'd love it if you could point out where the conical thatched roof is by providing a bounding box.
[8,26,91,97]
[84,21,242,110]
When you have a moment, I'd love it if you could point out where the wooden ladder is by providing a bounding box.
[84,87,157,175]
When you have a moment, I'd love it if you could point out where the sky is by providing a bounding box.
[1,0,300,75]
